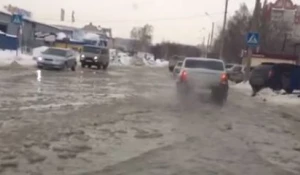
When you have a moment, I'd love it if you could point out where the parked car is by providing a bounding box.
[168,55,185,72]
[226,64,244,83]
[173,61,183,77]
[176,57,228,105]
[249,64,273,96]
[268,63,300,94]
[249,63,300,96]
[36,47,77,71]
[80,45,109,70]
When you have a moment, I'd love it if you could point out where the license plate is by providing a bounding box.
[85,60,92,62]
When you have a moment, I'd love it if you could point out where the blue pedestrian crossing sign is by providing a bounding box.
[11,14,23,25]
[247,32,259,47]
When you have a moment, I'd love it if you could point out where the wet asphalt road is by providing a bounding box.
[0,65,300,175]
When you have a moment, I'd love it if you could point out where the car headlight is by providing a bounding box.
[37,57,43,61]
[81,54,85,58]
[94,56,98,60]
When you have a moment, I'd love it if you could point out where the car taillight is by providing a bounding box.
[220,73,228,84]
[180,70,187,81]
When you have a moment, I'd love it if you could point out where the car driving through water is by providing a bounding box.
[80,45,110,70]
[36,47,77,71]
[176,57,229,105]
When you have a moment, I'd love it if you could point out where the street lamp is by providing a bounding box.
[205,12,215,46]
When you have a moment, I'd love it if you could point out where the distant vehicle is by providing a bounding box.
[176,57,228,105]
[80,45,109,70]
[168,55,185,72]
[173,61,183,77]
[226,64,245,83]
[36,47,77,71]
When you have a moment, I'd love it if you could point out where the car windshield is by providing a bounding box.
[83,46,101,54]
[43,48,67,56]
[185,59,224,71]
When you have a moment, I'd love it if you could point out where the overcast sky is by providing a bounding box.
[2,0,300,45]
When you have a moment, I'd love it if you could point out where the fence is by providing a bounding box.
[0,33,18,50]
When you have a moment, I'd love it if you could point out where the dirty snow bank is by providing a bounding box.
[110,51,133,66]
[231,82,300,105]
[0,50,36,66]
[0,46,47,66]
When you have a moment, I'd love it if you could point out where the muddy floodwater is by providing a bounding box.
[0,66,300,175]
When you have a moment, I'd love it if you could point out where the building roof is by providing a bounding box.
[271,0,296,9]
[0,8,60,31]
[53,24,79,31]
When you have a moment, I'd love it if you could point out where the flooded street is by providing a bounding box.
[0,66,300,175]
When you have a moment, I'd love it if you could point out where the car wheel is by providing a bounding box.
[211,89,227,105]
[97,64,101,70]
[176,83,189,101]
[88,64,91,68]
[284,88,294,94]
[62,62,68,71]
[81,63,85,68]
[102,63,108,70]
[281,75,292,94]
[71,64,76,71]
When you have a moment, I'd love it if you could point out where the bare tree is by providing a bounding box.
[130,24,154,52]
[212,1,294,63]
[212,3,251,63]
[259,0,293,54]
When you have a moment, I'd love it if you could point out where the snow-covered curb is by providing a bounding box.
[231,82,300,105]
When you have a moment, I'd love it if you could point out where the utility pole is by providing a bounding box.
[244,0,260,81]
[207,33,210,57]
[210,22,214,46]
[202,36,206,57]
[219,0,229,60]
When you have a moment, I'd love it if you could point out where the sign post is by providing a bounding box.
[11,14,23,58]
[245,32,259,81]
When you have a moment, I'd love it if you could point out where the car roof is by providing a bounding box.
[49,47,70,51]
[185,57,224,63]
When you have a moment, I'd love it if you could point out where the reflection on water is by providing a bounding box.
[36,70,42,93]
[37,70,42,82]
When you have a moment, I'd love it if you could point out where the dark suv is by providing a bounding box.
[250,63,300,96]
[80,45,109,70]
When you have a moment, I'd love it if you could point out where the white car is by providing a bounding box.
[176,57,229,104]
[226,64,245,83]
[36,47,77,71]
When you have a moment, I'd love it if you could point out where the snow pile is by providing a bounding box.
[155,59,169,67]
[0,46,48,67]
[231,82,300,105]
[142,56,168,67]
[56,32,67,40]
[84,33,100,40]
[32,46,48,57]
[110,52,133,66]
[109,50,169,67]
[0,50,36,66]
